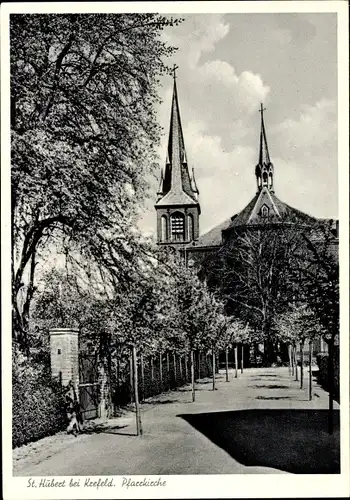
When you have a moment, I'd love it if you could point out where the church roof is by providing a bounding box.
[156,189,198,206]
[192,217,232,248]
[155,72,199,208]
[188,190,319,250]
[225,188,317,232]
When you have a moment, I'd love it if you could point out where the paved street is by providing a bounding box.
[13,367,340,476]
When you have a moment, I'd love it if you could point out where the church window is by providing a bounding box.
[269,172,273,188]
[170,212,185,241]
[187,214,194,241]
[262,172,268,185]
[261,205,269,218]
[161,215,168,242]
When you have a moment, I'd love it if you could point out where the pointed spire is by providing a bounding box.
[167,67,186,194]
[255,104,274,193]
[191,168,199,194]
[157,169,164,193]
[258,103,271,165]
[156,169,164,201]
[156,67,199,206]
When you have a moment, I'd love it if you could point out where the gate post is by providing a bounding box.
[49,328,80,395]
[99,363,108,421]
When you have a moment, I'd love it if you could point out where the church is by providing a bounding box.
[155,74,338,262]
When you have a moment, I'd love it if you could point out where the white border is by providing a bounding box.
[1,2,349,499]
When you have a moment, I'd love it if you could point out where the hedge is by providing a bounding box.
[12,372,67,449]
[316,348,339,402]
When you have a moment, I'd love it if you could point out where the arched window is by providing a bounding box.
[261,205,269,218]
[269,172,273,188]
[161,215,168,242]
[262,172,268,186]
[170,212,185,241]
[187,214,194,241]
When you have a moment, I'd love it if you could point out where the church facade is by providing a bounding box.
[155,75,338,362]
[155,76,339,262]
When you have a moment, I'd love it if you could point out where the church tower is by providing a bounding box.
[255,103,274,194]
[155,69,200,249]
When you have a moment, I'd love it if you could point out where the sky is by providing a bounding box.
[138,13,338,237]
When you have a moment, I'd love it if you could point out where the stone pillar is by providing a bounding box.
[99,363,108,421]
[50,328,80,393]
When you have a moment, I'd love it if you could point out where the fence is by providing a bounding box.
[111,350,213,411]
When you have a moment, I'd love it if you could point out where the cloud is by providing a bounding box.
[161,15,271,134]
[163,15,230,68]
[184,121,256,232]
[272,99,337,151]
[270,99,338,217]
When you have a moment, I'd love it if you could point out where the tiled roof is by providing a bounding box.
[189,217,232,248]
[189,191,321,249]
[155,189,198,207]
[226,190,317,230]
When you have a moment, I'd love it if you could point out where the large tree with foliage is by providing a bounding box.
[203,222,305,364]
[11,13,181,353]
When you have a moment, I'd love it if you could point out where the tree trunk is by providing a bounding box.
[288,344,292,376]
[150,356,154,381]
[308,341,313,401]
[179,355,183,380]
[173,352,177,385]
[328,338,334,434]
[241,344,244,374]
[291,344,295,376]
[131,345,142,436]
[116,352,120,391]
[300,342,304,389]
[191,349,195,402]
[225,346,229,382]
[234,344,238,378]
[212,347,216,391]
[129,353,134,403]
[198,350,201,380]
[159,351,163,390]
[140,353,145,401]
[166,352,170,390]
[294,346,298,382]
[185,354,188,381]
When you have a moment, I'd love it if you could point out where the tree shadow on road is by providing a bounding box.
[82,423,136,437]
[178,409,340,474]
[251,385,290,389]
[142,399,182,405]
[255,396,292,400]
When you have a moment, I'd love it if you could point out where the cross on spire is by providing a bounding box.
[259,103,266,116]
[171,64,179,80]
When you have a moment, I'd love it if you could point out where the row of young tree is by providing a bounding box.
[29,249,253,417]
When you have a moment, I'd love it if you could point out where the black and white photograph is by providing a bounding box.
[1,1,349,499]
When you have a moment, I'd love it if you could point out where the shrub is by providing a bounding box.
[316,348,339,402]
[12,351,67,448]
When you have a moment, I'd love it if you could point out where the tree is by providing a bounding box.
[11,13,181,353]
[275,303,324,391]
[294,222,339,433]
[202,220,315,365]
[174,265,223,400]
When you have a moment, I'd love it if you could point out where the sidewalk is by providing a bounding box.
[13,367,340,475]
